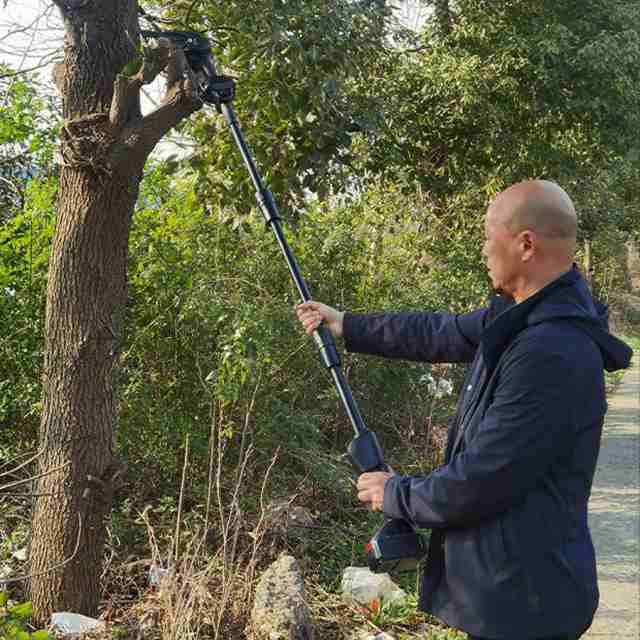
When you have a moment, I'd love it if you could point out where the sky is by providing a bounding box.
[1,0,63,82]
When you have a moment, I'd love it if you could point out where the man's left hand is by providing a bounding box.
[357,472,393,512]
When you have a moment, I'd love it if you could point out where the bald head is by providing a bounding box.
[489,180,577,251]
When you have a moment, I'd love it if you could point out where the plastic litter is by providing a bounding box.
[148,564,169,587]
[11,547,27,561]
[50,612,105,635]
[341,566,407,605]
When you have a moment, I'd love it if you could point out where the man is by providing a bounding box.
[296,180,632,640]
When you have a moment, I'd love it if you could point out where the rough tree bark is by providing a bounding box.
[29,0,200,623]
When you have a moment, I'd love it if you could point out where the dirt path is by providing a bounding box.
[584,350,639,639]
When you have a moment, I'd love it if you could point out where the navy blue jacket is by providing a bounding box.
[343,268,632,639]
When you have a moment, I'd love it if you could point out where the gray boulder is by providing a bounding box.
[250,554,314,640]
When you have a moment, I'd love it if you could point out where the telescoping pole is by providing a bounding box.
[215,84,426,575]
[219,103,370,441]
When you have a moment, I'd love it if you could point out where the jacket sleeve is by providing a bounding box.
[382,338,576,527]
[343,308,487,364]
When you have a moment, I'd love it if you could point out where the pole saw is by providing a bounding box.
[140,27,426,573]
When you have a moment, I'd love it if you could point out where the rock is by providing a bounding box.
[50,612,106,636]
[341,567,407,605]
[264,501,316,539]
[250,554,313,640]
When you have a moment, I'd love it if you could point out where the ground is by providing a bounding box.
[584,345,639,639]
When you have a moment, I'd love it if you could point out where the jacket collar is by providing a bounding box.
[481,267,581,374]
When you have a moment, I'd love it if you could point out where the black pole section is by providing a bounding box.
[220,103,368,438]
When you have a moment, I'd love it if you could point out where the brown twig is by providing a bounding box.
[0,449,44,478]
[173,434,190,565]
[0,492,64,498]
[0,461,71,492]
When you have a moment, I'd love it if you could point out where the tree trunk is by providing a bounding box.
[30,158,140,618]
[29,0,200,623]
[433,0,452,36]
[584,238,593,285]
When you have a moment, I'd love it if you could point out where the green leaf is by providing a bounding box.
[31,631,51,640]
[8,601,32,619]
[0,591,8,606]
[121,56,143,76]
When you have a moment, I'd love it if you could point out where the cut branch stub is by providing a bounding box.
[109,37,201,146]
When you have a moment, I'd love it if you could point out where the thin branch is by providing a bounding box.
[0,512,83,585]
[0,58,58,79]
[0,449,44,478]
[203,398,216,536]
[173,434,190,565]
[0,461,71,492]
[235,371,262,487]
[17,6,45,71]
[183,0,202,27]
[0,491,64,498]
[141,85,161,109]
[0,12,48,43]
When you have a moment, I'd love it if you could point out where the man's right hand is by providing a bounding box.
[296,301,345,338]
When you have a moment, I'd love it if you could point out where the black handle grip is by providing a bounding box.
[346,429,386,474]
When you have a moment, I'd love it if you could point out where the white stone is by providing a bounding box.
[50,612,105,635]
[341,566,407,605]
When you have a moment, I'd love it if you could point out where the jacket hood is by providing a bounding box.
[482,266,633,373]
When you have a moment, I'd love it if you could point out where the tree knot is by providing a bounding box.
[59,113,115,178]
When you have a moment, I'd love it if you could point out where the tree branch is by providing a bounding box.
[109,37,172,131]
[133,81,201,154]
[0,449,43,478]
[0,56,61,79]
[0,461,71,492]
[114,44,202,161]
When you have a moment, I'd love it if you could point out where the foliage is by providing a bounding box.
[0,178,57,444]
[120,165,462,498]
[0,72,58,219]
[142,0,395,212]
[351,0,640,247]
[0,593,50,640]
[0,69,59,447]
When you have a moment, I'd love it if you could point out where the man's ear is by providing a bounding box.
[519,230,536,262]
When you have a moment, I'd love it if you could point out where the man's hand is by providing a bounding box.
[357,471,393,512]
[296,301,345,338]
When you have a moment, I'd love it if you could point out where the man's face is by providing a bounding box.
[482,207,522,297]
